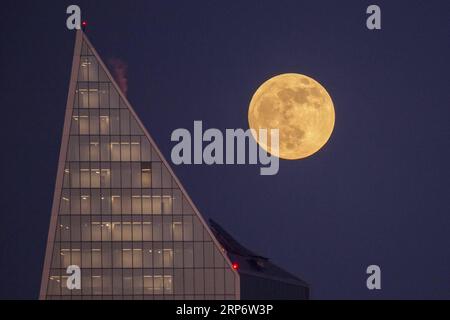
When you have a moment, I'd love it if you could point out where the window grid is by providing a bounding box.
[47,41,236,300]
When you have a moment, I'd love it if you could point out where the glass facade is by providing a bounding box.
[43,35,237,300]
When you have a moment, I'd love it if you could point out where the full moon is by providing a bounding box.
[248,73,335,160]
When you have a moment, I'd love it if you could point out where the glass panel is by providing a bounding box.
[174,243,183,268]
[143,243,152,268]
[112,243,122,267]
[92,243,102,268]
[92,270,102,295]
[225,268,235,295]
[151,163,161,188]
[110,110,120,134]
[113,269,122,295]
[122,190,132,214]
[214,247,225,268]
[70,111,79,134]
[73,86,80,109]
[87,56,99,82]
[162,165,171,188]
[133,246,143,268]
[164,271,173,295]
[90,137,100,161]
[143,270,153,295]
[162,190,172,214]
[205,269,214,295]
[194,269,204,295]
[81,40,89,55]
[63,167,70,188]
[59,216,70,241]
[111,163,121,188]
[78,57,89,81]
[103,269,112,295]
[183,242,193,268]
[131,163,142,188]
[70,216,80,241]
[99,83,109,107]
[78,84,89,109]
[121,137,130,161]
[163,216,173,241]
[173,189,182,214]
[153,243,163,268]
[154,274,164,295]
[131,137,141,161]
[174,269,184,295]
[132,189,142,215]
[89,83,99,108]
[79,136,89,161]
[183,216,193,241]
[132,216,142,241]
[141,138,151,161]
[100,136,110,161]
[204,242,214,268]
[79,110,89,134]
[142,217,152,240]
[100,163,110,188]
[81,216,91,241]
[173,216,182,241]
[90,164,100,188]
[70,189,80,214]
[163,247,173,268]
[80,163,90,188]
[141,162,151,188]
[153,216,162,241]
[111,191,121,215]
[110,84,119,108]
[120,109,130,135]
[80,190,90,214]
[133,269,143,294]
[89,109,99,133]
[111,137,120,161]
[121,163,131,188]
[152,189,161,215]
[102,243,112,267]
[60,190,70,214]
[123,243,133,268]
[215,269,225,294]
[101,189,111,214]
[122,221,132,241]
[194,242,203,268]
[68,136,79,161]
[193,216,203,241]
[142,190,151,215]
[184,269,194,295]
[91,218,102,241]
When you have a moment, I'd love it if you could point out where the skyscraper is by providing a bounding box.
[40,30,309,300]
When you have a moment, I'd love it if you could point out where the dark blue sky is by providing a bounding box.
[1,0,449,299]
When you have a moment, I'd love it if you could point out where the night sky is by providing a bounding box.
[1,0,449,299]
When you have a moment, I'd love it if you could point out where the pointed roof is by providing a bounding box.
[40,30,239,299]
[78,29,237,271]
